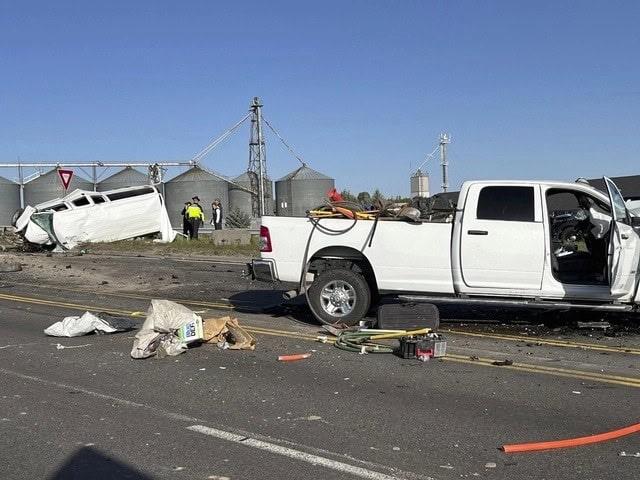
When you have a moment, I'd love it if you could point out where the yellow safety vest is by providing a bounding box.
[186,205,204,221]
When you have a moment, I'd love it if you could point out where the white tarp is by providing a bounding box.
[44,312,118,337]
[14,186,176,249]
[130,300,201,359]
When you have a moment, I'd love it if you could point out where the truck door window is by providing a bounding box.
[476,186,534,222]
[546,189,610,285]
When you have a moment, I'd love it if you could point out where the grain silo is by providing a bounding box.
[97,167,150,191]
[0,175,20,226]
[164,166,230,229]
[228,171,275,217]
[410,169,430,198]
[275,165,334,217]
[23,169,93,207]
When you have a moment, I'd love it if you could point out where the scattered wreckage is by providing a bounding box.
[12,185,176,250]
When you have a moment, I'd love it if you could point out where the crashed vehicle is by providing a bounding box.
[250,177,640,325]
[13,185,176,250]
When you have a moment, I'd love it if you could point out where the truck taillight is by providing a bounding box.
[259,225,272,252]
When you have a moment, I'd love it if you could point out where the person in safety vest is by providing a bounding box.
[186,196,204,239]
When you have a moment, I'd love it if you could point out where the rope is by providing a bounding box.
[262,116,306,166]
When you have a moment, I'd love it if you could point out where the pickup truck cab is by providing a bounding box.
[251,177,640,325]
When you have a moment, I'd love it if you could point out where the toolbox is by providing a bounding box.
[398,333,447,360]
[377,302,440,330]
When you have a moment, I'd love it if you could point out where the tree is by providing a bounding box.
[225,208,251,229]
[340,189,357,203]
[371,189,385,203]
[357,191,371,206]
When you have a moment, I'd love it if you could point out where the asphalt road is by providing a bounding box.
[0,252,639,480]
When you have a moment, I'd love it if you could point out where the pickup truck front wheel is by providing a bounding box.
[308,268,371,326]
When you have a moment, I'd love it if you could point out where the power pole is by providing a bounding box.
[248,97,267,216]
[439,133,450,192]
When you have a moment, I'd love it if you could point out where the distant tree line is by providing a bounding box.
[339,189,411,207]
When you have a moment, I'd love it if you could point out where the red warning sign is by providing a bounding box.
[58,169,74,191]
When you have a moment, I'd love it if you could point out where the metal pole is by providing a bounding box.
[255,97,265,216]
[18,162,24,208]
[439,133,450,193]
[92,165,97,191]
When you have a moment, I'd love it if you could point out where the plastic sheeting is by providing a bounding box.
[130,300,202,359]
[44,311,136,337]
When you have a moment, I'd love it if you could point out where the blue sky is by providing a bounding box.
[1,1,639,196]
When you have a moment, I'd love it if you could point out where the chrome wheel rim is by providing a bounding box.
[319,280,356,317]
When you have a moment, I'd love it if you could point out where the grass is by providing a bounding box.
[85,235,259,257]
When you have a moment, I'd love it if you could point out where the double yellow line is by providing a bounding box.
[9,281,639,357]
[441,328,640,356]
[1,290,640,389]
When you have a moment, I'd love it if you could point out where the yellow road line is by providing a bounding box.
[0,292,134,317]
[444,353,640,386]
[1,291,639,388]
[7,281,639,355]
[443,357,640,389]
[441,328,640,355]
[5,281,236,310]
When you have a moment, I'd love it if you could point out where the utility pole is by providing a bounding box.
[248,97,267,216]
[439,133,450,192]
[17,158,24,209]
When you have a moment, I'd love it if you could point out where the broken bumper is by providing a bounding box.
[248,259,278,282]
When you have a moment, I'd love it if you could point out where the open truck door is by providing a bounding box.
[603,177,640,298]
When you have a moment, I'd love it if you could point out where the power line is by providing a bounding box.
[191,112,251,164]
[262,116,306,166]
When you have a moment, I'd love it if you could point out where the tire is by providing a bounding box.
[11,208,24,227]
[307,268,371,326]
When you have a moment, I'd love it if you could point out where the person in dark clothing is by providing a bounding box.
[212,199,223,230]
[186,199,204,240]
[180,201,192,237]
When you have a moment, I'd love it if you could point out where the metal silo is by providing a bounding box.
[410,169,430,198]
[164,166,230,229]
[98,167,150,191]
[23,169,93,207]
[275,165,334,217]
[229,171,274,218]
[0,175,20,226]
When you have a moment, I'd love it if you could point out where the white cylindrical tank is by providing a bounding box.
[410,169,430,198]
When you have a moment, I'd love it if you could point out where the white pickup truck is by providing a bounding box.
[250,177,640,325]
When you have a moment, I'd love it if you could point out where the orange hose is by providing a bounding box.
[502,422,640,453]
[278,353,311,362]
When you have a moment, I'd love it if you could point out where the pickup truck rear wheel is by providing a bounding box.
[308,268,371,326]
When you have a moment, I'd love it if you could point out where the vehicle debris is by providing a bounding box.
[492,359,514,366]
[13,185,176,250]
[278,353,311,362]
[619,451,640,457]
[54,343,92,350]
[44,311,136,337]
[577,321,611,330]
[131,300,202,359]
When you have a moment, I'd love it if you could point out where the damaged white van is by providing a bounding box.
[13,185,176,250]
